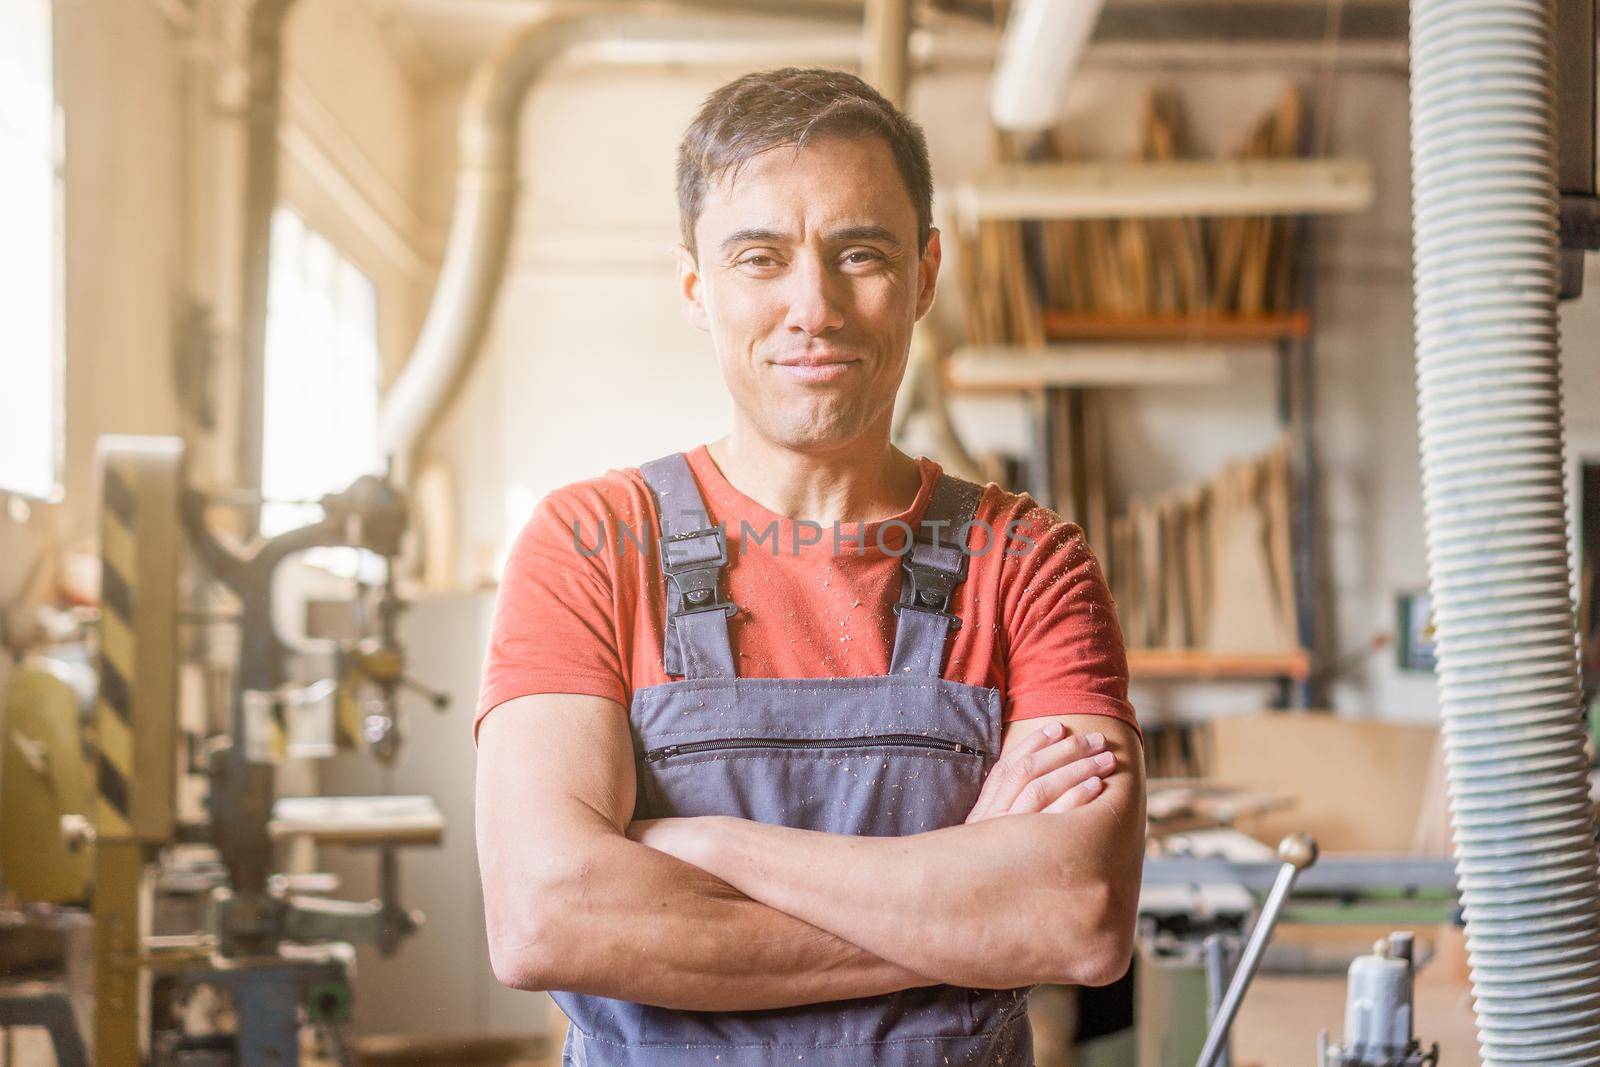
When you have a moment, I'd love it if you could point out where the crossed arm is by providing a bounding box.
[475,692,1145,1011]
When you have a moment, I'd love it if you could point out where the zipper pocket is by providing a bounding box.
[643,733,987,764]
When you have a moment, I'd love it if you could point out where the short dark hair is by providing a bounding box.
[675,67,934,260]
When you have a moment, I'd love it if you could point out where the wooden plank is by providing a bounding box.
[956,158,1375,221]
[1181,487,1211,648]
[1127,647,1311,680]
[953,224,987,345]
[1265,437,1299,649]
[1160,496,1188,649]
[1000,220,1046,347]
[1205,457,1295,652]
[1083,391,1108,556]
[946,343,1248,390]
[1206,713,1439,853]
[1136,502,1164,649]
[1109,513,1134,631]
[1047,386,1079,522]
[1042,310,1312,342]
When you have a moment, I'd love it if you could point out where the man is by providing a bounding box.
[474,68,1145,1066]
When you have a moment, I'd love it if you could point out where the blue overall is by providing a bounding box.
[554,451,1035,1066]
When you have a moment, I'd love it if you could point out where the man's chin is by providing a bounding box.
[751,422,876,456]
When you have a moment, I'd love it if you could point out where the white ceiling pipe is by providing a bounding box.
[377,4,857,474]
[988,0,1107,133]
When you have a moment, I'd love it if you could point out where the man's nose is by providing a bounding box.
[783,257,845,336]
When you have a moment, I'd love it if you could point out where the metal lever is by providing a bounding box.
[1196,833,1319,1067]
[1203,934,1237,1067]
[399,675,450,710]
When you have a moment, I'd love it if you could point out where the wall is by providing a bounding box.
[280,0,432,388]
[418,48,1600,732]
[0,0,187,630]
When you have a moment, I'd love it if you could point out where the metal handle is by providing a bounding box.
[400,675,450,711]
[1195,833,1319,1067]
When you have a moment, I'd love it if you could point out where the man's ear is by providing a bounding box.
[673,242,710,332]
[914,226,942,322]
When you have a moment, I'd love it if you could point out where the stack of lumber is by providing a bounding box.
[1107,436,1297,654]
[1211,85,1303,317]
[956,196,1044,348]
[1034,89,1211,320]
[956,84,1308,345]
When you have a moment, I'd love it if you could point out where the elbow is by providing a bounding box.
[1041,877,1139,988]
[483,877,574,992]
[489,941,543,992]
[487,910,562,992]
[1069,925,1135,988]
[486,927,556,998]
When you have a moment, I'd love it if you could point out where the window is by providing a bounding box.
[0,0,62,499]
[262,207,383,577]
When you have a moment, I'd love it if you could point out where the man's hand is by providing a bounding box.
[963,720,1117,823]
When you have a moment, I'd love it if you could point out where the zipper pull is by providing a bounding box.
[645,745,680,764]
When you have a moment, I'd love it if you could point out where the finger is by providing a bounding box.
[965,721,1065,823]
[1009,749,1116,814]
[976,728,1107,820]
[1020,730,1108,783]
[1040,765,1110,813]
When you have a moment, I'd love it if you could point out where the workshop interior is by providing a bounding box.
[3,0,1600,1063]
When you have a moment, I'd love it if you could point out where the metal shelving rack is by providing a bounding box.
[945,158,1374,704]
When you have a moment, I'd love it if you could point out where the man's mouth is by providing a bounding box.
[771,354,858,383]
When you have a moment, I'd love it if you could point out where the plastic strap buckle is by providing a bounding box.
[659,526,737,619]
[891,554,963,631]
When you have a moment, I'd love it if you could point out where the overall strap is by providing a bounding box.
[639,452,737,679]
[889,472,986,678]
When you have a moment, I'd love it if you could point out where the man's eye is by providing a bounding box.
[740,254,778,268]
[844,250,883,265]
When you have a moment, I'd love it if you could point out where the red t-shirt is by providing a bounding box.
[473,444,1138,746]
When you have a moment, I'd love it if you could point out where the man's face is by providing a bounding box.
[675,134,941,455]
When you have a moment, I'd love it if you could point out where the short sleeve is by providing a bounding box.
[472,490,630,746]
[1000,512,1141,742]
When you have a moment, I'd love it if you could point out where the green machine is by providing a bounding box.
[2,435,447,1066]
[2,649,95,903]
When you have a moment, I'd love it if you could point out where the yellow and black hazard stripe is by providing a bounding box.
[92,437,181,843]
[95,461,138,839]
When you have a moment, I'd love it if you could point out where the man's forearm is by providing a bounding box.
[493,825,935,1010]
[636,797,1143,989]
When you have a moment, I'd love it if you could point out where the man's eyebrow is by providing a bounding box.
[826,225,902,247]
[718,228,790,254]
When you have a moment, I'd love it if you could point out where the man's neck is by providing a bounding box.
[705,433,923,526]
